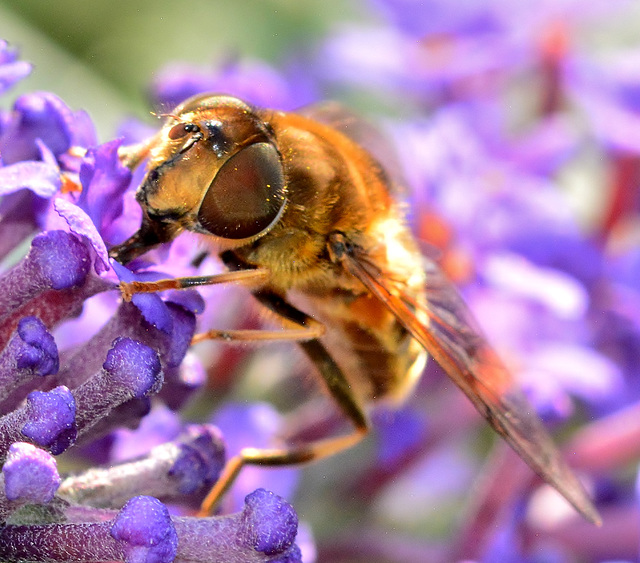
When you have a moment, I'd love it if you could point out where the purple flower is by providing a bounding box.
[0,43,306,561]
[0,317,58,401]
[3,442,60,504]
[0,41,31,95]
[59,424,225,509]
[111,496,178,563]
[17,386,76,455]
[0,490,301,562]
[0,92,96,165]
[76,139,135,245]
[173,489,301,562]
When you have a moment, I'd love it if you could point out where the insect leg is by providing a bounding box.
[198,292,369,516]
[191,323,325,344]
[118,268,270,301]
[192,289,327,343]
[120,266,326,343]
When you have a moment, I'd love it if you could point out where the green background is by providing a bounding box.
[0,0,369,136]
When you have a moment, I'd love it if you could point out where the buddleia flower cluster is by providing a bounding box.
[0,39,303,563]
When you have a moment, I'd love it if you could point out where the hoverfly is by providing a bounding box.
[110,94,600,524]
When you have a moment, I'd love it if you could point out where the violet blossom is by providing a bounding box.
[0,42,303,563]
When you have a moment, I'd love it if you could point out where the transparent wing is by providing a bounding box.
[340,243,601,525]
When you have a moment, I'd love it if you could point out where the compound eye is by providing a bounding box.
[198,142,286,240]
[168,122,199,140]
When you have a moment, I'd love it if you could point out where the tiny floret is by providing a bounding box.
[111,496,178,563]
[15,316,59,376]
[102,337,163,397]
[239,489,298,556]
[3,442,60,503]
[22,386,77,454]
[29,231,91,290]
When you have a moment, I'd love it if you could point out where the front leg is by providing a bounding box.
[117,268,271,302]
